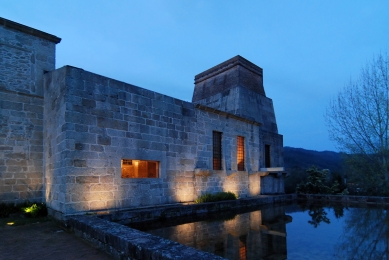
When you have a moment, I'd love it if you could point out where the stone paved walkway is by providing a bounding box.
[0,220,113,260]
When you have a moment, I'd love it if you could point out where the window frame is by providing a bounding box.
[237,136,245,171]
[213,131,222,170]
[121,159,159,178]
[264,144,271,168]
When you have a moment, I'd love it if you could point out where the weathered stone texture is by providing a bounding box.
[43,65,278,215]
[1,17,285,217]
[0,18,60,203]
[193,55,266,101]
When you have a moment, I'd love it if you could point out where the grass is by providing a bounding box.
[195,191,237,203]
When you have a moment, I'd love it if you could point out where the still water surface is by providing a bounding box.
[129,203,389,260]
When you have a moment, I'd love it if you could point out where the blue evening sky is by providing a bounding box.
[2,1,388,152]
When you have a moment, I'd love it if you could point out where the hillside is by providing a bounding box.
[283,146,343,173]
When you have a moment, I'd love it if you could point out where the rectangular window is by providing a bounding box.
[237,136,245,171]
[265,145,271,168]
[121,159,159,178]
[213,131,222,170]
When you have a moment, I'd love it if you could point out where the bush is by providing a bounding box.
[0,201,47,218]
[22,203,47,218]
[296,166,347,195]
[195,191,237,203]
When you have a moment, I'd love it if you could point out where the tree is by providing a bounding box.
[325,53,389,195]
[296,166,343,194]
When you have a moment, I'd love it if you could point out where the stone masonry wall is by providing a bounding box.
[44,66,265,216]
[44,66,68,212]
[0,18,59,203]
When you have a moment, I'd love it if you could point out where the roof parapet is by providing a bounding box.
[0,17,61,44]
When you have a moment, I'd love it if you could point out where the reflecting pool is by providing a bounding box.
[129,203,389,259]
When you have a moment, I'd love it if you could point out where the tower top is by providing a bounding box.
[192,55,265,102]
[195,55,262,84]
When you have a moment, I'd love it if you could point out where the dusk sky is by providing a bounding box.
[2,1,389,152]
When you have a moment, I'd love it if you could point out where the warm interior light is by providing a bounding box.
[121,159,159,178]
[7,222,14,226]
[237,136,245,171]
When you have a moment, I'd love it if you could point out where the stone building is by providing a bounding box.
[0,17,285,218]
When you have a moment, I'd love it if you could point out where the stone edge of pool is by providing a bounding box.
[66,194,296,260]
[68,215,225,260]
[298,194,389,204]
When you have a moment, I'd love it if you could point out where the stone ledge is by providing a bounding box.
[0,17,61,43]
[98,194,296,225]
[257,167,287,177]
[68,215,224,260]
[195,104,261,126]
[0,86,44,99]
[298,194,389,205]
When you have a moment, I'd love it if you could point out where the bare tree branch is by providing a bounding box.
[325,52,389,194]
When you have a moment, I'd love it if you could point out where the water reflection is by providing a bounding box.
[335,207,389,260]
[299,202,333,228]
[129,203,389,259]
[298,202,346,228]
[131,206,292,259]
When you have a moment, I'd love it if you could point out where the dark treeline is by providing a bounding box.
[284,146,345,193]
[284,146,343,172]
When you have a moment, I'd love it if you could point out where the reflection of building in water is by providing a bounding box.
[147,206,292,260]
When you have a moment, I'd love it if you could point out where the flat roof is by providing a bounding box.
[194,55,263,84]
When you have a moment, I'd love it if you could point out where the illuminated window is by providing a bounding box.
[237,136,245,171]
[121,159,159,178]
[213,131,222,170]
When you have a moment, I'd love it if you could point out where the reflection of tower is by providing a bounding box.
[247,207,292,259]
[221,206,291,259]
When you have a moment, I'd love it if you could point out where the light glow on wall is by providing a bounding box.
[223,172,240,198]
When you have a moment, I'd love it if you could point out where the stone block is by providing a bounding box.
[90,145,104,152]
[73,159,87,167]
[90,200,107,210]
[81,98,96,108]
[12,185,28,192]
[90,184,115,192]
[1,100,23,111]
[97,135,111,145]
[65,111,96,126]
[76,176,99,184]
[97,117,127,131]
[100,176,114,183]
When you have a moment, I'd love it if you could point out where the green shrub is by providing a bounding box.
[0,201,47,218]
[296,166,348,195]
[22,203,47,218]
[195,191,237,203]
